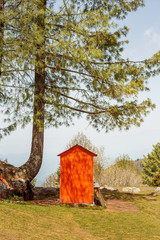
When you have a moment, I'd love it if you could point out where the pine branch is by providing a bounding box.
[46,65,93,77]
[45,87,106,111]
[45,100,106,115]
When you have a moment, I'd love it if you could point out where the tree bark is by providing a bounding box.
[17,64,45,181]
[0,0,4,75]
[0,0,46,200]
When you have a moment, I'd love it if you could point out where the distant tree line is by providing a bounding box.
[42,133,146,187]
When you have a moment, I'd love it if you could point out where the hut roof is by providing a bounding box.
[58,144,97,157]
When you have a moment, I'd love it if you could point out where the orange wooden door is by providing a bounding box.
[60,147,93,204]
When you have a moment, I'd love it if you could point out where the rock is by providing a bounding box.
[154,187,160,192]
[132,187,140,194]
[122,187,140,194]
[33,187,59,200]
[0,180,10,198]
[122,187,131,192]
[1,185,60,201]
[100,186,118,192]
[94,182,100,188]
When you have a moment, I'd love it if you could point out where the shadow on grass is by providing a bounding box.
[100,189,159,202]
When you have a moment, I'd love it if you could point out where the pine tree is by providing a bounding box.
[152,172,160,186]
[0,0,160,198]
[0,0,47,199]
[142,143,160,186]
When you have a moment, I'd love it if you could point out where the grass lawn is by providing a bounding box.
[0,191,160,240]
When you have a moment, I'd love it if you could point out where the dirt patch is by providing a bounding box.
[3,186,154,212]
[28,197,139,213]
[105,199,139,213]
[28,197,60,206]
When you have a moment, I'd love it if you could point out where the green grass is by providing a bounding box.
[0,193,160,240]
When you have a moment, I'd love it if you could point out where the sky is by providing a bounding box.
[1,0,160,186]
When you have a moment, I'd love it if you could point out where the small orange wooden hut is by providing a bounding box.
[58,144,97,204]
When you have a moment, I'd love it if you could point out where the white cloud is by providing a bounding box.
[144,27,160,47]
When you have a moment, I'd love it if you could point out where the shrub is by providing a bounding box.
[42,167,60,188]
[102,166,143,187]
[101,155,143,187]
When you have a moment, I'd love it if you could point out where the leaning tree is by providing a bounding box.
[0,0,160,199]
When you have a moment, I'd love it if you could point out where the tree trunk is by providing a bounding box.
[0,0,46,200]
[0,66,45,199]
[0,0,4,75]
[17,66,45,181]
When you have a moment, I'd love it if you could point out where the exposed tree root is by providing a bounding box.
[0,160,34,200]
